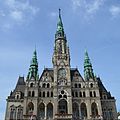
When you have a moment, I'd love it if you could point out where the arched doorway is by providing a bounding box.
[91,102,98,118]
[38,103,45,119]
[47,103,53,118]
[80,102,87,119]
[27,102,34,115]
[58,99,68,114]
[73,102,79,118]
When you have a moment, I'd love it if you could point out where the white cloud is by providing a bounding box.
[71,0,82,10]
[110,5,120,18]
[71,0,105,18]
[86,0,104,14]
[10,10,23,21]
[0,0,39,30]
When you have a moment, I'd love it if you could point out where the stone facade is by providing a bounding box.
[5,10,118,120]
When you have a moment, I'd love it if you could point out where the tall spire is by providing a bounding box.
[84,50,94,80]
[55,9,65,39]
[27,49,39,80]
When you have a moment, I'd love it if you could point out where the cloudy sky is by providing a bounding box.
[0,0,120,119]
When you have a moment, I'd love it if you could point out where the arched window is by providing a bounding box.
[90,83,93,88]
[43,92,45,97]
[73,103,79,118]
[32,91,35,97]
[47,92,49,97]
[79,84,81,88]
[16,95,19,99]
[38,103,45,119]
[83,91,86,97]
[47,83,50,88]
[75,92,78,97]
[17,106,23,119]
[91,102,98,118]
[90,91,92,97]
[39,92,41,97]
[81,103,87,119]
[30,83,33,87]
[75,83,77,88]
[79,92,82,97]
[28,91,31,97]
[51,92,53,97]
[47,103,53,119]
[93,91,96,97]
[72,92,74,97]
[58,99,68,114]
[10,106,16,120]
[42,83,46,88]
[27,102,34,115]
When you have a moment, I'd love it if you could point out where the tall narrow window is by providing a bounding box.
[43,92,45,97]
[90,91,92,97]
[73,103,79,118]
[47,92,49,97]
[38,103,45,119]
[32,91,35,97]
[79,92,82,97]
[75,92,78,97]
[91,102,98,118]
[28,91,31,97]
[83,91,86,97]
[51,92,53,97]
[47,83,50,88]
[47,103,53,119]
[81,103,87,119]
[93,91,96,97]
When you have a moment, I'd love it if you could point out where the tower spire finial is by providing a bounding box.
[59,8,61,17]
[55,9,65,39]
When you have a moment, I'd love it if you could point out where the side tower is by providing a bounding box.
[23,50,39,119]
[83,51,103,119]
[52,9,72,120]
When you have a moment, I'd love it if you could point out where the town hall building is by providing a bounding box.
[5,10,118,120]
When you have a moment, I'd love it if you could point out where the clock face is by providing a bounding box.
[58,68,66,78]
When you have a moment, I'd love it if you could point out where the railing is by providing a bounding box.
[55,113,72,119]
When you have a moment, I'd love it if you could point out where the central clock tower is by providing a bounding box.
[52,9,72,119]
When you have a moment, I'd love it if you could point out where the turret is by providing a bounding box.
[27,50,39,80]
[84,50,94,80]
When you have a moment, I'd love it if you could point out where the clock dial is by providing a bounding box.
[58,68,66,78]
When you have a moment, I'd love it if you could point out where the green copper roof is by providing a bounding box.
[27,49,39,80]
[55,9,65,39]
[84,50,94,80]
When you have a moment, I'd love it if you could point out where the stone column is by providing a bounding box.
[45,104,47,119]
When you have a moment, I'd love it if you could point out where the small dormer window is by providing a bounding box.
[17,95,19,99]
[90,83,93,88]
[15,92,21,99]
[30,83,34,87]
